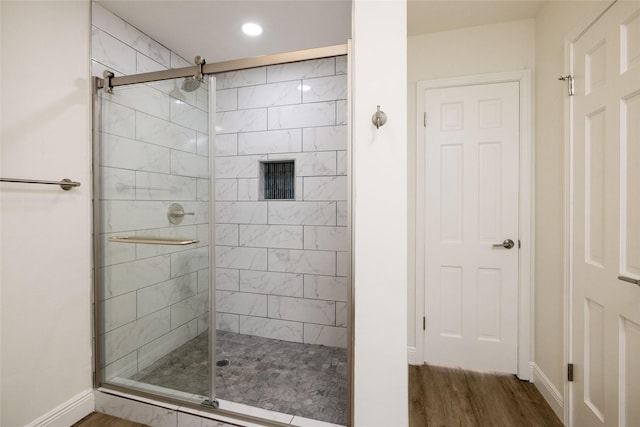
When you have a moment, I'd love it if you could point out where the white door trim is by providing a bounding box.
[414,70,534,380]
[562,2,616,426]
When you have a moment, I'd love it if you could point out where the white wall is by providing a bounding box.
[407,19,535,351]
[353,0,408,425]
[0,1,93,426]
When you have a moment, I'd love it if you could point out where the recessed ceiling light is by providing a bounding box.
[242,22,263,36]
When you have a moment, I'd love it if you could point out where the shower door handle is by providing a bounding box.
[108,236,199,245]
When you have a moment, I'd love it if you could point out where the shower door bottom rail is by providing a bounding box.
[108,236,200,245]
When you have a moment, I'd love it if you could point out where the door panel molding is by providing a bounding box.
[564,2,640,427]
[414,70,533,380]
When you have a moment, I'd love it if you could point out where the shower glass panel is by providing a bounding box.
[96,76,212,403]
[212,56,349,425]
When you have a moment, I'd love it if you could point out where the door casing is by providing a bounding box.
[414,70,534,380]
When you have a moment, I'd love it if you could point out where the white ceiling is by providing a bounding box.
[97,0,545,66]
[97,1,352,64]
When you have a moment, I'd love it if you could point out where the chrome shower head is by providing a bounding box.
[181,55,206,92]
[181,77,201,92]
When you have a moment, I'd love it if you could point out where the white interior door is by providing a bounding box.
[571,2,640,426]
[423,82,520,373]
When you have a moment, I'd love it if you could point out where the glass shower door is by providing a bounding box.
[94,54,351,425]
[95,76,213,404]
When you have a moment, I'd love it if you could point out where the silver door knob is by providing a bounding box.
[492,239,515,249]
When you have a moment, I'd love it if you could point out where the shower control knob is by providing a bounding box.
[167,202,195,225]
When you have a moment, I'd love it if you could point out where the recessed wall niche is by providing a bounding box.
[260,160,295,200]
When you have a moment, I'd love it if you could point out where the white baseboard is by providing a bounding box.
[25,388,94,427]
[408,346,420,365]
[531,363,564,422]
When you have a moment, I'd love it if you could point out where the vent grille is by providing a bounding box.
[262,161,295,200]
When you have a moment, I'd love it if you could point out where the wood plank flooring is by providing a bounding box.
[72,412,148,427]
[409,364,564,427]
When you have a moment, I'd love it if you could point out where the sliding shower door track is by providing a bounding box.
[96,44,347,92]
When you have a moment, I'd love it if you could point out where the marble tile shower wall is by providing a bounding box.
[91,3,210,379]
[214,57,349,348]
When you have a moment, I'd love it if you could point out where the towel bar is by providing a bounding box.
[0,177,80,191]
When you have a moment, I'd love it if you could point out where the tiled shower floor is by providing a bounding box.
[130,330,348,425]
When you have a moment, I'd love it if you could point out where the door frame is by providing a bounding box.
[562,2,616,426]
[414,70,534,380]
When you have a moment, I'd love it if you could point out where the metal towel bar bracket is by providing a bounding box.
[0,177,81,191]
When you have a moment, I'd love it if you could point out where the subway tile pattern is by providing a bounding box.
[93,2,211,382]
[213,57,348,348]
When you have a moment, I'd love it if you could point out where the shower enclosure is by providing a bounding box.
[94,48,351,427]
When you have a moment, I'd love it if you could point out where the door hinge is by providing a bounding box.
[423,112,427,127]
[568,363,574,382]
[518,240,521,249]
[423,316,426,331]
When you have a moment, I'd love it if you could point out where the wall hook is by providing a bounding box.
[371,105,387,129]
